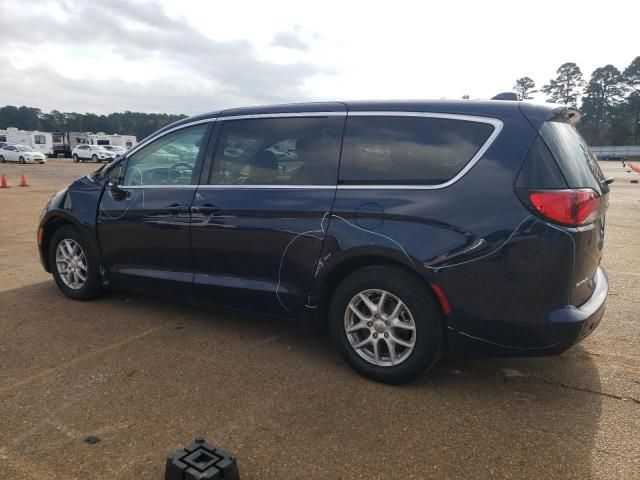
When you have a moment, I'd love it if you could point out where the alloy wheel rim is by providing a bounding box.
[344,289,417,367]
[55,238,88,290]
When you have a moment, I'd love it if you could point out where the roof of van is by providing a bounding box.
[151,99,570,141]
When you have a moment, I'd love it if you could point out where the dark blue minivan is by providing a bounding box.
[38,100,610,384]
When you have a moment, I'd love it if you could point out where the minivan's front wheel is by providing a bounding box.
[329,266,443,384]
[49,225,102,300]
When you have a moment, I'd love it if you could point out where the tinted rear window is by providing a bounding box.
[539,122,608,193]
[339,116,495,184]
[209,117,343,186]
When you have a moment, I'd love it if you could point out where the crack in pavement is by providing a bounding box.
[0,327,159,395]
[541,379,640,405]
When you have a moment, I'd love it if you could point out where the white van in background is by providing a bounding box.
[0,127,54,156]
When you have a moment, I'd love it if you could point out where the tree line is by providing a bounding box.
[0,107,187,141]
[1,56,638,145]
[514,56,639,145]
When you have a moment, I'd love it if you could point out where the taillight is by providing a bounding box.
[528,189,600,226]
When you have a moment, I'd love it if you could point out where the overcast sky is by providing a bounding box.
[0,0,638,115]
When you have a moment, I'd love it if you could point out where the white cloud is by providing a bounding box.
[0,0,638,114]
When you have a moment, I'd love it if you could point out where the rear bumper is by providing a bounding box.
[548,266,608,342]
[448,266,608,357]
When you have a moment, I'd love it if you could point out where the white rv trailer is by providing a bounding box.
[51,132,136,157]
[0,127,54,155]
[51,132,91,157]
[87,132,136,148]
[107,134,136,148]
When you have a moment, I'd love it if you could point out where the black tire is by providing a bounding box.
[49,225,103,301]
[72,154,79,163]
[328,265,443,384]
[0,155,4,163]
[92,154,99,162]
[19,156,25,164]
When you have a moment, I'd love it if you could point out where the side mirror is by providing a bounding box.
[108,180,127,201]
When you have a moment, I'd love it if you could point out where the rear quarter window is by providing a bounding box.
[539,122,608,194]
[339,116,496,185]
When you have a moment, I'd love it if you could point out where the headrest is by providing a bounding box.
[250,150,278,183]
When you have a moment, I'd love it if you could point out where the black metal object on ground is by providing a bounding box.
[165,437,239,480]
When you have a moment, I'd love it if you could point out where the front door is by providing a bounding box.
[97,122,212,297]
[191,113,345,318]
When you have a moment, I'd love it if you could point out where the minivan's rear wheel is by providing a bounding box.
[329,265,443,384]
[49,225,102,300]
[72,154,79,162]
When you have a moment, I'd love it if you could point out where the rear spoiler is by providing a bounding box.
[491,92,518,101]
[549,106,581,125]
[518,102,582,130]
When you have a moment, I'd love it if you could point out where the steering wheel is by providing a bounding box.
[168,162,194,181]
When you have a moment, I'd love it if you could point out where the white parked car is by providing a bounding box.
[101,145,127,159]
[71,144,116,163]
[0,144,47,164]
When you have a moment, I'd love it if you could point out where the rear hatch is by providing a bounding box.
[516,119,610,306]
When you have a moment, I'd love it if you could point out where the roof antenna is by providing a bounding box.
[491,92,518,101]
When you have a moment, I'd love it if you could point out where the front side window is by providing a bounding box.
[209,117,343,186]
[340,116,495,184]
[122,125,208,186]
[105,161,125,182]
[34,135,46,145]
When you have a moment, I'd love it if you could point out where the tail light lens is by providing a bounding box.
[528,189,600,226]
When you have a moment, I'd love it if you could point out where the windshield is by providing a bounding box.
[17,146,32,152]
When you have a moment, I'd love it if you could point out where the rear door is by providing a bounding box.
[79,145,90,160]
[4,145,18,162]
[190,112,345,318]
[538,121,609,305]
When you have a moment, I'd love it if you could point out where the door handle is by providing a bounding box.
[191,204,220,214]
[165,203,189,214]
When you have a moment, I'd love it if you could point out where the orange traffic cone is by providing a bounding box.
[19,174,28,187]
[0,174,8,188]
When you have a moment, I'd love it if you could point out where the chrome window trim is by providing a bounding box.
[123,184,334,190]
[217,111,346,121]
[123,185,198,189]
[120,110,503,191]
[339,111,503,190]
[197,184,335,190]
[124,118,215,158]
